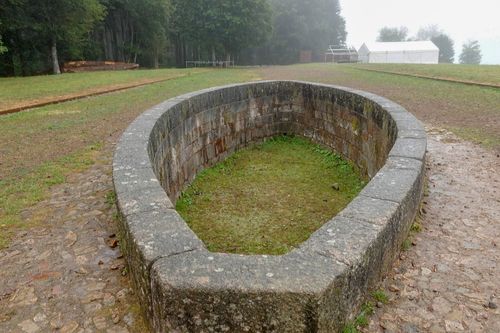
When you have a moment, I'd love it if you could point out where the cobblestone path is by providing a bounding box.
[0,143,147,333]
[367,128,500,333]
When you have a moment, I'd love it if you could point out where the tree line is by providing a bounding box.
[377,25,482,65]
[0,0,346,76]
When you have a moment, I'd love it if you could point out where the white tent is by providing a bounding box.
[358,41,439,64]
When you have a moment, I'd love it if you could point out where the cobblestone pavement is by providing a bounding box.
[367,128,500,333]
[0,143,147,333]
[0,129,499,333]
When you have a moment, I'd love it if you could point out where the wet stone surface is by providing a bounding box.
[0,144,146,333]
[365,128,500,333]
[0,127,498,332]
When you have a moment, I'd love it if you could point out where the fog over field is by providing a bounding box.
[341,0,500,64]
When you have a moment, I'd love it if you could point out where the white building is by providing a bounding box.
[358,41,439,64]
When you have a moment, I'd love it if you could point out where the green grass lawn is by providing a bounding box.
[351,63,500,85]
[176,136,366,255]
[0,68,258,177]
[0,67,210,110]
[0,68,259,247]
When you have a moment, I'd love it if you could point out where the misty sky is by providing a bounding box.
[340,0,500,64]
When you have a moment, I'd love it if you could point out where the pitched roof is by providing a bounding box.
[361,41,439,53]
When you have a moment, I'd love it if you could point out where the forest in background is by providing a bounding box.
[0,0,346,76]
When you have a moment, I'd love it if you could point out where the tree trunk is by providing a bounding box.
[174,35,183,67]
[51,38,61,75]
[103,26,114,61]
[183,42,187,66]
[153,48,159,69]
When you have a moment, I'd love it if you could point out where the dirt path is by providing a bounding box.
[366,128,500,333]
[0,128,499,333]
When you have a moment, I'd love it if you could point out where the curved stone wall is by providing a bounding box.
[113,81,427,332]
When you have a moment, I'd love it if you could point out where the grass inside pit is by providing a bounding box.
[176,135,367,255]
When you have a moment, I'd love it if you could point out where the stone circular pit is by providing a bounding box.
[113,81,426,332]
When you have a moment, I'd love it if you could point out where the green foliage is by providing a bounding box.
[176,191,193,210]
[170,0,272,64]
[372,290,389,304]
[0,21,6,55]
[377,26,409,42]
[415,24,442,41]
[360,302,375,316]
[412,25,455,64]
[432,34,455,63]
[402,220,423,251]
[248,0,346,65]
[36,0,105,45]
[105,190,117,206]
[95,0,172,67]
[342,291,391,332]
[212,0,272,58]
[341,324,359,333]
[0,36,6,55]
[411,222,423,233]
[460,40,482,65]
[0,0,105,75]
[342,302,374,332]
[354,313,369,327]
[401,238,412,251]
[1,0,347,73]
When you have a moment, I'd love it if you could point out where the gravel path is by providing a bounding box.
[0,129,498,333]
